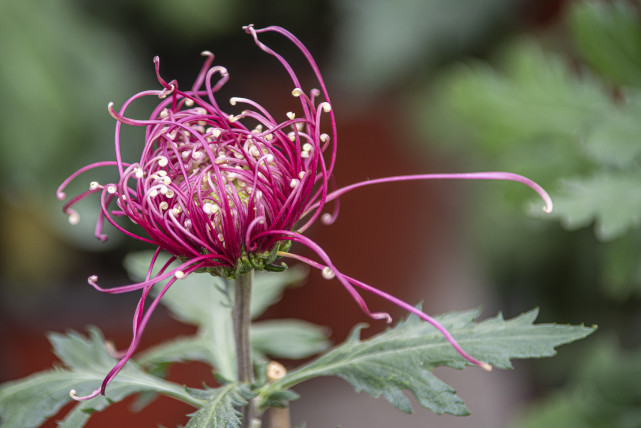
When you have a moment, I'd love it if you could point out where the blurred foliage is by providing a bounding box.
[0,0,147,294]
[136,0,239,40]
[512,338,641,428]
[413,0,641,426]
[0,0,145,199]
[329,0,520,94]
[419,0,641,301]
[570,0,641,87]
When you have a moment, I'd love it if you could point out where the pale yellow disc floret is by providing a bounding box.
[68,212,80,225]
[320,102,332,113]
[322,266,335,279]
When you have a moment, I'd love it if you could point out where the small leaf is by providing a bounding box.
[261,308,595,416]
[0,327,202,428]
[541,172,641,240]
[0,369,86,428]
[251,319,331,360]
[185,383,255,428]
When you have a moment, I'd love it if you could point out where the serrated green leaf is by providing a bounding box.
[540,172,641,240]
[260,308,595,416]
[0,327,202,428]
[251,319,330,360]
[569,0,641,87]
[185,383,254,428]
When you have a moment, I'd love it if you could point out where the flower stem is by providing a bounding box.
[234,271,255,427]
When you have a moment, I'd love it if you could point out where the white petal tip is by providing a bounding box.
[480,362,493,372]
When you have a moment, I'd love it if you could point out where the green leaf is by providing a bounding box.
[0,327,203,428]
[539,172,641,240]
[251,319,330,360]
[0,369,87,428]
[569,0,641,87]
[260,309,595,416]
[185,383,254,428]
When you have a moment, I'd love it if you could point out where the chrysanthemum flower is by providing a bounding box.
[58,25,552,400]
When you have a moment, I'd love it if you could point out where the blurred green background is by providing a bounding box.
[2,0,641,426]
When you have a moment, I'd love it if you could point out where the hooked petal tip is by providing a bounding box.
[373,312,393,324]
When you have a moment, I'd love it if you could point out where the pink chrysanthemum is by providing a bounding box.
[58,25,552,400]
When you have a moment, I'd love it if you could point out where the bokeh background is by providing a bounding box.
[2,0,641,426]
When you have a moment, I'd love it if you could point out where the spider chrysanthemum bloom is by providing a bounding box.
[58,25,552,400]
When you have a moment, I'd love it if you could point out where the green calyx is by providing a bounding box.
[208,240,291,279]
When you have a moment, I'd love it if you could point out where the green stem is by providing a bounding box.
[234,271,255,427]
